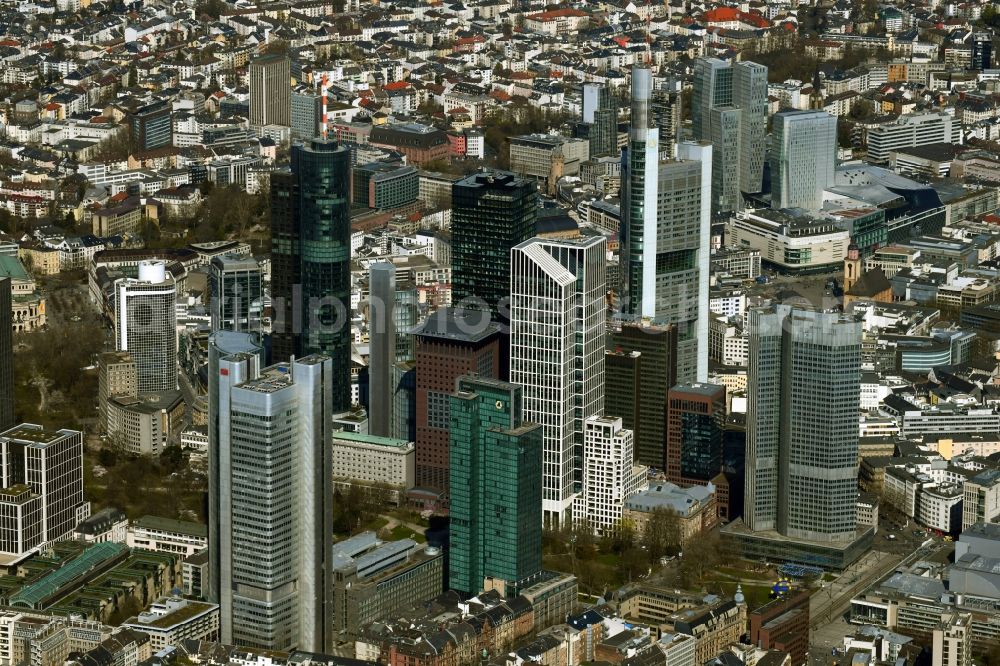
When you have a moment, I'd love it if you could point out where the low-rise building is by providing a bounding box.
[725,208,850,273]
[331,431,415,502]
[330,532,444,638]
[122,597,219,652]
[127,515,207,557]
[73,508,128,544]
[624,483,717,544]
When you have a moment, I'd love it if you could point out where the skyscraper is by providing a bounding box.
[621,67,710,382]
[291,85,323,141]
[368,262,395,437]
[271,139,352,411]
[449,376,542,597]
[770,110,837,211]
[574,415,646,535]
[206,330,263,624]
[582,83,617,158]
[652,82,682,159]
[733,61,769,195]
[0,278,12,431]
[130,100,172,153]
[114,261,177,395]
[692,59,732,143]
[708,106,743,213]
[606,322,677,470]
[666,383,726,486]
[451,171,537,317]
[511,235,606,527]
[692,58,768,210]
[0,424,84,544]
[249,54,291,127]
[620,65,659,317]
[413,308,503,493]
[213,352,333,651]
[209,254,263,333]
[744,305,861,544]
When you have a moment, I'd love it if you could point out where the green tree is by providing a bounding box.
[195,0,228,19]
[159,446,186,474]
[617,547,651,583]
[643,508,682,560]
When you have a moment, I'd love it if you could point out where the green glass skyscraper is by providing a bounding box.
[450,171,537,317]
[449,376,542,598]
[271,139,352,411]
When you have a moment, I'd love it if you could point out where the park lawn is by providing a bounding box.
[715,565,773,581]
[389,524,426,543]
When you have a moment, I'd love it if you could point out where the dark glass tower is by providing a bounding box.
[271,139,352,411]
[666,382,726,486]
[449,376,542,598]
[451,171,536,318]
[606,321,678,470]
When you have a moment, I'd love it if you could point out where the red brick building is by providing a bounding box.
[749,588,811,666]
[414,308,503,493]
[370,123,451,166]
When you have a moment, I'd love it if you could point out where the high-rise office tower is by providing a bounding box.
[449,376,542,597]
[623,143,710,382]
[451,171,537,317]
[249,54,291,127]
[972,32,992,71]
[0,278,12,431]
[0,424,84,544]
[574,415,646,535]
[97,351,137,432]
[606,322,677,470]
[709,106,743,213]
[692,58,768,209]
[291,85,323,140]
[392,280,419,362]
[209,254,263,333]
[676,140,713,383]
[392,361,416,443]
[666,383,726,486]
[582,83,617,158]
[271,139,352,411]
[744,305,861,544]
[652,82,682,159]
[622,67,710,382]
[692,59,732,143]
[770,110,837,211]
[130,100,172,153]
[114,261,177,394]
[620,65,659,318]
[207,330,264,619]
[413,309,502,492]
[213,353,333,652]
[368,262,395,437]
[511,235,606,527]
[733,62,768,194]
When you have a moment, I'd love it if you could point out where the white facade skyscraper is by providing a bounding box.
[770,110,837,211]
[574,416,647,535]
[211,351,333,652]
[114,260,177,394]
[511,235,606,528]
